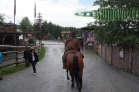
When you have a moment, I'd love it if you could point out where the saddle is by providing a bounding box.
[63,50,84,61]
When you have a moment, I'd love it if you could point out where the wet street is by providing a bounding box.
[0,41,139,92]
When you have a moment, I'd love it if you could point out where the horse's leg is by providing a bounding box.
[67,69,70,80]
[71,75,74,87]
[81,77,82,88]
[79,73,83,92]
[76,75,82,92]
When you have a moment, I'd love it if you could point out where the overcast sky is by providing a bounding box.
[0,0,99,28]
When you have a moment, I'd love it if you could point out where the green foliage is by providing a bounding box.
[117,34,139,48]
[38,47,46,60]
[33,13,81,40]
[1,63,27,75]
[48,33,56,40]
[93,0,139,48]
[42,21,49,34]
[0,14,4,26]
[19,17,33,32]
[17,13,81,40]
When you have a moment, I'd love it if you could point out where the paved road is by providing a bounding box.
[0,41,139,92]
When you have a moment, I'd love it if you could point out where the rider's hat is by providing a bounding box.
[71,32,76,37]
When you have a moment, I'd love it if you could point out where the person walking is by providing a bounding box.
[28,47,39,74]
[95,42,99,54]
[23,47,30,66]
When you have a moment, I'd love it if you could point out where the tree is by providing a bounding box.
[34,12,43,32]
[0,14,5,26]
[93,0,139,48]
[42,20,48,34]
[33,13,82,40]
[19,17,33,32]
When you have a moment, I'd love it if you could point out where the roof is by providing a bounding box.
[3,23,16,27]
[0,31,21,35]
[61,31,71,34]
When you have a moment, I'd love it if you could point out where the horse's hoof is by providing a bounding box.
[67,77,70,80]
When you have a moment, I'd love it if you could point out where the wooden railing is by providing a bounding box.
[0,45,42,69]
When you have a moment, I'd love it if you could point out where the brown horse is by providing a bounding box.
[66,51,84,92]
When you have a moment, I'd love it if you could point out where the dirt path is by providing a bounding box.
[0,41,139,92]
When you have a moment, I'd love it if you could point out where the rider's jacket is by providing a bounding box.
[65,37,80,52]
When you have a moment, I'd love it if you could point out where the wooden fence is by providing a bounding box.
[98,44,139,75]
[0,45,41,69]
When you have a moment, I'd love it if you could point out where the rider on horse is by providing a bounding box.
[62,32,84,69]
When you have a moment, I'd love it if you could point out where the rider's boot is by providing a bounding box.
[81,53,84,58]
[82,55,84,58]
[63,60,67,69]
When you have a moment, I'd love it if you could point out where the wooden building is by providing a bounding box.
[0,23,39,46]
[0,23,21,46]
[61,31,71,36]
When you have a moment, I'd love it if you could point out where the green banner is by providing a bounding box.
[75,11,97,17]
[75,8,139,21]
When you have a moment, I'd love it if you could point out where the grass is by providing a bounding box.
[1,63,27,75]
[92,49,100,57]
[38,47,46,60]
[1,47,46,75]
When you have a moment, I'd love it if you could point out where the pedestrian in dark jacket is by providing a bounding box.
[24,47,30,66]
[28,47,39,74]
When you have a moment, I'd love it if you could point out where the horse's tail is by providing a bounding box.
[73,55,82,89]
